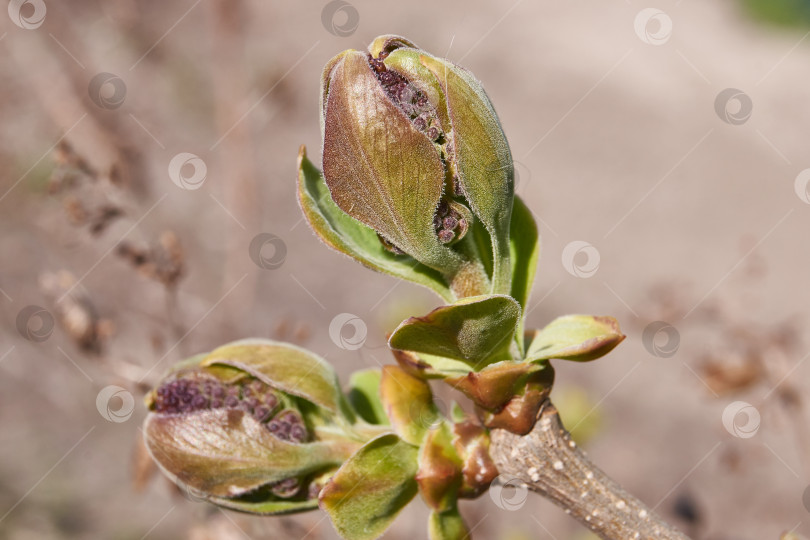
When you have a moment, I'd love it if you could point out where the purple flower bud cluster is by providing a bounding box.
[153,375,309,442]
[153,375,235,413]
[433,201,467,244]
[267,410,308,443]
[368,56,443,143]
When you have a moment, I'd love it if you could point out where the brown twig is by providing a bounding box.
[490,399,690,540]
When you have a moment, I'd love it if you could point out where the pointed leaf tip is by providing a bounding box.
[525,315,625,363]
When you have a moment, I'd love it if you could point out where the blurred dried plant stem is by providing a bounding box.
[491,400,690,540]
[5,16,145,195]
[47,140,187,354]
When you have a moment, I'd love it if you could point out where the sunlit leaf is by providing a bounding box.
[389,295,520,370]
[298,146,453,301]
[202,339,344,415]
[319,434,419,540]
[420,55,514,295]
[380,365,439,445]
[144,409,356,498]
[525,315,625,363]
[509,195,539,351]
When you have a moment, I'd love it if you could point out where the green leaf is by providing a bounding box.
[389,295,521,370]
[144,409,357,498]
[319,434,419,540]
[380,365,439,445]
[347,369,389,426]
[525,315,625,363]
[202,339,344,415]
[412,352,476,378]
[208,494,318,515]
[321,52,463,276]
[391,349,476,381]
[206,467,339,515]
[420,55,514,296]
[429,507,470,540]
[298,146,453,302]
[509,195,539,351]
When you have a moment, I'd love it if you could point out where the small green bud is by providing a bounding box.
[479,370,555,435]
[416,423,463,512]
[445,360,548,412]
[451,415,499,499]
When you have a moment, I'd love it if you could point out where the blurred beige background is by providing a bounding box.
[1,1,809,539]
